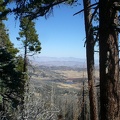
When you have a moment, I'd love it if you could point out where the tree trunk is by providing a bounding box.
[83,0,98,120]
[23,38,27,73]
[99,0,120,120]
[21,38,28,120]
[82,81,85,120]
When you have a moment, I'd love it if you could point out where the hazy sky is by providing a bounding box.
[5,0,99,59]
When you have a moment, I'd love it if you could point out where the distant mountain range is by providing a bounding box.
[32,56,85,62]
[30,56,98,68]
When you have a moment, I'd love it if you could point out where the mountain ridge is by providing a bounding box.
[30,56,87,68]
[30,56,99,68]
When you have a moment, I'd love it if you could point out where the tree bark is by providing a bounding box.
[99,0,120,120]
[82,81,85,120]
[83,0,98,120]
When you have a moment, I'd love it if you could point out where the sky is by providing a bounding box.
[5,0,99,59]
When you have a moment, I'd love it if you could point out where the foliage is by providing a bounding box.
[18,17,41,55]
[16,55,24,72]
[0,21,19,55]
[0,48,25,107]
[0,0,77,20]
[0,1,25,118]
[0,0,8,20]
[0,0,18,55]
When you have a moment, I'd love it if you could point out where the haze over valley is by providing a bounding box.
[26,57,99,119]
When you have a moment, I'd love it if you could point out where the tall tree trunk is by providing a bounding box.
[83,0,98,120]
[23,37,28,73]
[82,81,85,120]
[99,1,120,120]
[22,38,28,120]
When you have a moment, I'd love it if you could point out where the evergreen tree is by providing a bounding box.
[18,17,41,73]
[0,1,25,119]
[0,48,25,105]
[83,0,98,120]
[0,48,25,119]
[0,21,19,55]
[18,17,41,119]
[0,0,18,56]
[99,1,120,119]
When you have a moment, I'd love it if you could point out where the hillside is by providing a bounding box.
[26,59,99,120]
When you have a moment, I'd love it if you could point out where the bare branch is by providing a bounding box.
[73,2,98,16]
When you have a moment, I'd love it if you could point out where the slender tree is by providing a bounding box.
[99,1,120,120]
[18,17,41,119]
[18,17,41,73]
[83,0,98,120]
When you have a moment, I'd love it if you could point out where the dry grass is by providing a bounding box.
[57,82,81,89]
[60,70,99,79]
[55,70,87,79]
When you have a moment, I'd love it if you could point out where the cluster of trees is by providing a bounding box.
[0,0,41,119]
[0,0,120,120]
[81,0,120,120]
[0,0,24,118]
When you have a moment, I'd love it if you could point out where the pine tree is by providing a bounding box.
[0,0,18,56]
[83,0,98,120]
[0,21,19,55]
[0,48,25,104]
[0,0,25,118]
[18,17,41,73]
[18,17,41,119]
[99,1,120,120]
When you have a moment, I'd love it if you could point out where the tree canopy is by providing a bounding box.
[19,17,41,55]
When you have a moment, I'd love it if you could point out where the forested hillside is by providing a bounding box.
[25,64,99,120]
